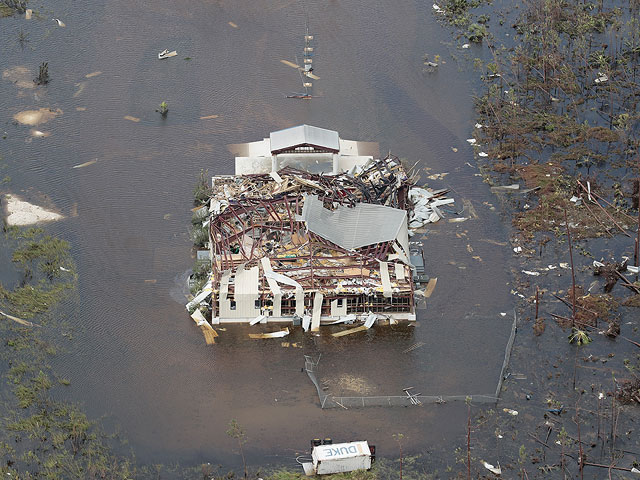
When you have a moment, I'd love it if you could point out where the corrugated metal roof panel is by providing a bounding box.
[301,195,407,250]
[270,124,340,153]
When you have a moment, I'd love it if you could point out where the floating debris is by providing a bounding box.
[228,21,238,28]
[249,328,290,339]
[200,114,219,120]
[85,71,102,78]
[52,18,65,27]
[72,159,97,169]
[481,461,502,475]
[123,115,140,122]
[158,49,178,60]
[0,310,39,327]
[29,129,50,138]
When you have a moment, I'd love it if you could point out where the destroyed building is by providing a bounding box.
[188,125,451,330]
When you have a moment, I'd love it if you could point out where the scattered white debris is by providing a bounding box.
[503,408,518,416]
[598,392,605,400]
[593,260,605,268]
[478,151,488,157]
[474,123,483,129]
[59,266,71,272]
[52,18,65,27]
[628,265,639,274]
[513,246,522,253]
[522,270,540,276]
[466,138,476,145]
[559,262,570,269]
[594,72,608,84]
[462,43,470,49]
[482,461,502,475]
[408,187,455,231]
[432,3,442,11]
[500,312,507,317]
[25,8,32,19]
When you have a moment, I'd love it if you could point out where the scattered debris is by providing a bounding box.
[0,310,39,327]
[123,115,140,122]
[85,71,102,78]
[594,72,608,84]
[228,21,238,28]
[200,114,219,120]
[423,278,438,298]
[332,325,368,337]
[522,270,540,276]
[158,49,178,60]
[248,328,290,339]
[503,408,518,415]
[403,387,422,405]
[490,184,520,193]
[29,129,50,138]
[72,159,97,169]
[481,461,502,475]
[466,138,476,145]
[25,8,32,19]
[52,18,65,27]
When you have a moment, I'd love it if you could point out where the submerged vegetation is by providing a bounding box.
[0,227,137,478]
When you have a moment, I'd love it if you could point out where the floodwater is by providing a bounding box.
[1,0,515,469]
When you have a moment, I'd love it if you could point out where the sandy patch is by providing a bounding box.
[2,66,35,89]
[3,194,64,226]
[13,108,63,126]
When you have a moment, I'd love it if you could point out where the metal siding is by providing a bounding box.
[270,124,340,153]
[302,195,407,250]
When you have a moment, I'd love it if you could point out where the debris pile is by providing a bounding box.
[186,153,454,334]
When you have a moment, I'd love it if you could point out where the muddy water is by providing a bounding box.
[1,0,515,467]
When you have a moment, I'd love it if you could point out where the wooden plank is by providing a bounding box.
[332,325,368,337]
[424,278,438,298]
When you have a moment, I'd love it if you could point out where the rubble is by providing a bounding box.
[187,125,455,329]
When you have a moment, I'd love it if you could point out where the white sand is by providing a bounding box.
[3,194,64,226]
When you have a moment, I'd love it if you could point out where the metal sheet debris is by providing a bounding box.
[248,328,290,339]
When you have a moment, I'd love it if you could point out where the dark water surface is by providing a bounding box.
[1,0,515,467]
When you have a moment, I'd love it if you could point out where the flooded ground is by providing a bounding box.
[1,0,515,469]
